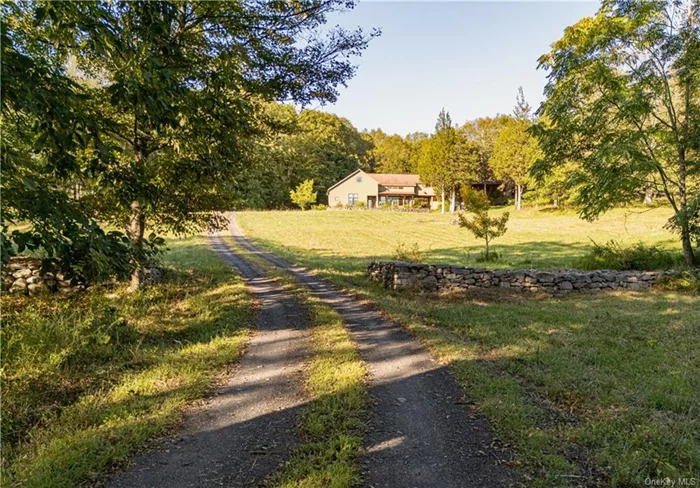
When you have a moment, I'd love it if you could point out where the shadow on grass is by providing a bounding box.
[244,236,602,273]
[2,257,252,487]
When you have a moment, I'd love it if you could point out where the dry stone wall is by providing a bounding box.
[1,260,81,296]
[2,259,164,296]
[367,261,672,295]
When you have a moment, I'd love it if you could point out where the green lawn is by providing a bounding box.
[1,236,253,487]
[237,207,700,487]
[237,205,679,276]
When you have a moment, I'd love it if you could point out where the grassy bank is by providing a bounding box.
[237,210,700,487]
[226,239,369,488]
[1,236,253,487]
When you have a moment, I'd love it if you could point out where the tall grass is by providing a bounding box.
[1,236,253,487]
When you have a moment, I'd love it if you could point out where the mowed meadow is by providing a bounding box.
[237,205,679,278]
[238,206,700,487]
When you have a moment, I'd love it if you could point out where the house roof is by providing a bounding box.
[325,169,368,194]
[367,173,420,186]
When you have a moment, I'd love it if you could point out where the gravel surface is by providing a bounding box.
[227,214,517,488]
[107,234,311,488]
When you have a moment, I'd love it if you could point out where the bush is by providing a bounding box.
[413,199,429,209]
[356,201,365,208]
[311,204,328,211]
[657,270,700,293]
[393,242,422,262]
[575,241,684,271]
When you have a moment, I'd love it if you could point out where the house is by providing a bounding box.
[327,169,438,209]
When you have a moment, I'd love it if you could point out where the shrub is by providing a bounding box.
[575,240,684,271]
[657,270,700,293]
[413,199,429,209]
[290,179,317,210]
[311,204,328,211]
[356,201,365,208]
[393,242,422,262]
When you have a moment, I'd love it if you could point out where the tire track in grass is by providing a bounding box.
[109,236,311,488]
[226,215,517,488]
[228,238,370,488]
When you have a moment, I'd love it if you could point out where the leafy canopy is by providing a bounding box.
[533,0,699,263]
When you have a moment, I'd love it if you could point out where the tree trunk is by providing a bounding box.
[128,199,145,292]
[515,185,522,211]
[449,188,456,213]
[681,227,696,266]
[485,237,490,260]
[441,187,445,214]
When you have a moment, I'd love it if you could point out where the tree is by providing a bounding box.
[418,110,471,214]
[491,117,542,210]
[7,1,378,290]
[459,115,511,191]
[534,0,699,265]
[290,179,317,210]
[1,4,142,281]
[435,108,453,132]
[458,188,509,261]
[367,130,413,173]
[513,86,532,121]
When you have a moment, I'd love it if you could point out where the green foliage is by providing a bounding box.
[534,0,699,264]
[412,199,429,209]
[238,107,372,209]
[458,188,509,259]
[355,201,366,208]
[417,110,478,213]
[491,92,541,211]
[1,237,252,486]
[366,130,414,173]
[657,270,700,293]
[2,0,376,284]
[393,242,422,262]
[459,115,511,184]
[574,241,685,271]
[290,179,318,210]
[311,204,329,211]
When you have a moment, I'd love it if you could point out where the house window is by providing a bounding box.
[356,176,362,182]
[348,193,359,206]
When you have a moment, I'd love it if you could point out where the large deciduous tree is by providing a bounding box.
[367,130,413,173]
[6,1,377,289]
[491,88,542,210]
[417,110,476,213]
[459,115,511,191]
[533,0,699,265]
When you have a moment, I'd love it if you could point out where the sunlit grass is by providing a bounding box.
[238,208,700,487]
[237,205,678,272]
[1,236,253,487]
[228,240,369,488]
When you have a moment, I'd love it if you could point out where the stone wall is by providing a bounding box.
[2,259,164,296]
[367,261,672,295]
[1,260,82,296]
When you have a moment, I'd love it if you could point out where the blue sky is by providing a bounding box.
[313,1,599,135]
